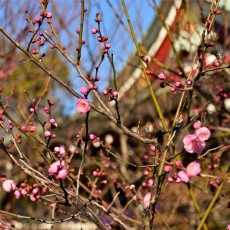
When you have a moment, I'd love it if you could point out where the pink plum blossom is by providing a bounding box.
[195,127,211,142]
[2,180,16,192]
[143,192,151,208]
[48,161,64,176]
[177,171,190,183]
[186,162,201,177]
[183,134,206,153]
[57,169,68,179]
[76,98,90,114]
[48,161,67,180]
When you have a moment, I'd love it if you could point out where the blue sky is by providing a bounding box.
[0,0,159,115]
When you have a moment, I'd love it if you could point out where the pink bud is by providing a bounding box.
[35,17,41,23]
[14,190,21,199]
[32,188,38,194]
[146,70,152,75]
[97,36,102,42]
[50,118,56,124]
[105,43,111,49]
[193,121,201,129]
[46,12,52,19]
[186,80,192,86]
[129,184,135,190]
[44,131,51,137]
[175,81,181,88]
[101,180,107,184]
[112,91,118,97]
[29,126,36,132]
[158,72,166,80]
[147,179,153,187]
[170,87,176,93]
[80,86,88,95]
[175,161,183,167]
[89,134,95,140]
[30,194,37,201]
[142,56,149,63]
[21,188,28,196]
[21,126,28,132]
[88,84,94,89]
[91,28,98,34]
[103,89,108,95]
[164,165,172,172]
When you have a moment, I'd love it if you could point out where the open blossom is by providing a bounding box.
[56,169,68,179]
[76,98,90,114]
[54,145,65,156]
[195,127,211,142]
[177,171,190,183]
[183,134,206,153]
[186,162,201,177]
[48,161,67,179]
[2,180,16,192]
[48,161,62,175]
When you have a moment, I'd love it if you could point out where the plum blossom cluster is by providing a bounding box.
[103,87,118,101]
[80,74,100,96]
[183,121,211,154]
[166,161,201,184]
[44,118,58,138]
[92,12,111,54]
[1,179,42,202]
[48,160,67,180]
